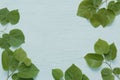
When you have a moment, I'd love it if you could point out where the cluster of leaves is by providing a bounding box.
[0,8,20,25]
[52,64,89,80]
[84,39,120,80]
[0,28,39,80]
[77,0,120,28]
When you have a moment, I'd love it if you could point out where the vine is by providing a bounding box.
[0,8,39,80]
[77,0,120,28]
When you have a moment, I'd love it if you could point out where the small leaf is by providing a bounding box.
[94,39,110,55]
[113,67,120,75]
[8,10,20,24]
[52,68,63,80]
[18,63,39,78]
[14,48,27,62]
[65,64,83,80]
[101,68,114,80]
[82,74,89,80]
[104,43,117,60]
[84,53,104,68]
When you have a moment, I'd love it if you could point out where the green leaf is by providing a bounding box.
[108,1,120,15]
[77,0,96,19]
[90,14,100,27]
[94,39,110,55]
[84,53,104,68]
[12,73,33,80]
[97,8,115,27]
[101,68,114,80]
[0,8,9,25]
[0,38,10,49]
[18,63,39,78]
[52,68,63,80]
[8,10,20,24]
[104,43,117,60]
[14,48,27,62]
[2,50,10,70]
[23,58,32,66]
[65,64,83,80]
[8,29,25,47]
[113,67,120,75]
[2,49,19,71]
[82,74,89,80]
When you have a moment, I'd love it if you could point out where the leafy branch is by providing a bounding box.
[77,0,120,28]
[84,39,120,80]
[0,8,39,80]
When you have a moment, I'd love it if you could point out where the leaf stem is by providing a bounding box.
[104,61,120,80]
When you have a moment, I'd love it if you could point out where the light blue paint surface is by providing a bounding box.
[0,0,120,80]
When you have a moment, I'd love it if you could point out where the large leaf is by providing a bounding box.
[101,68,114,80]
[65,64,83,80]
[52,68,63,80]
[84,53,104,68]
[94,39,110,55]
[8,10,20,24]
[18,63,39,78]
[104,43,117,60]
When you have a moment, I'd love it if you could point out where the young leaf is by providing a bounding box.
[18,63,39,78]
[104,43,117,60]
[52,68,63,80]
[94,39,110,55]
[82,74,89,80]
[8,29,25,47]
[65,64,83,80]
[84,53,104,68]
[14,48,27,62]
[113,67,120,75]
[101,68,114,80]
[8,9,20,24]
